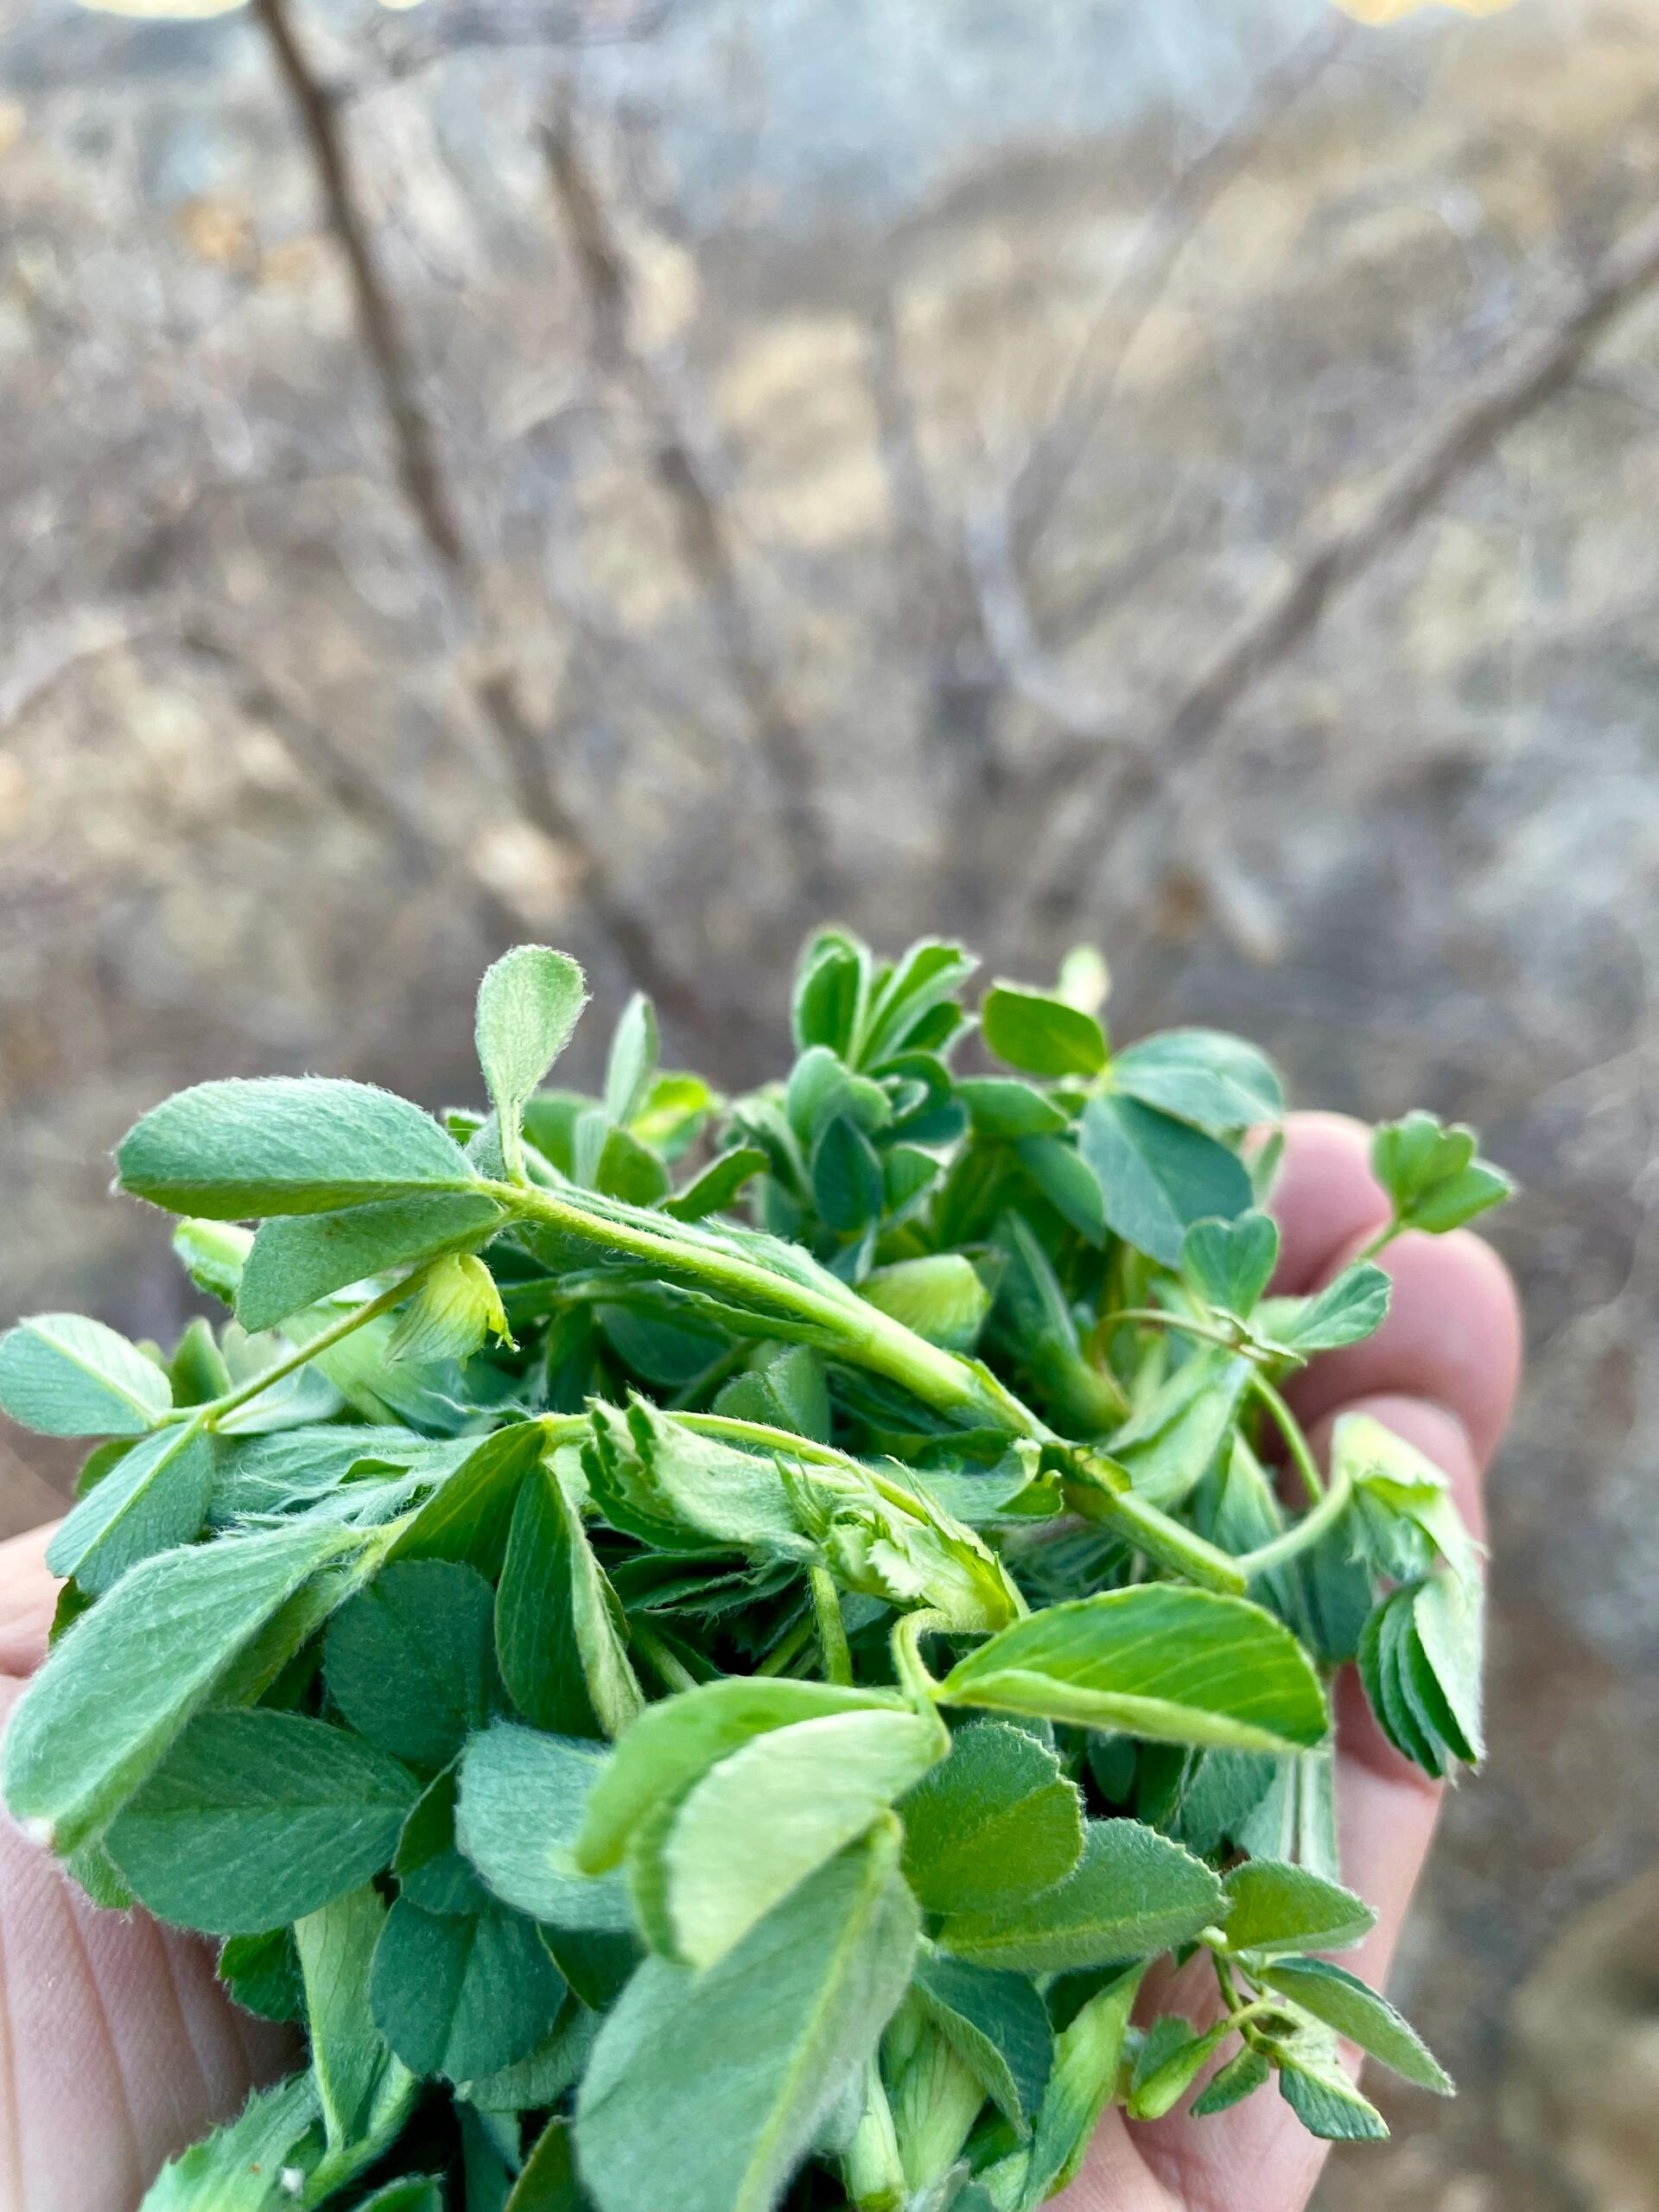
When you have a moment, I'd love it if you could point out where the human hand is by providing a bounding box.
[1058,1111,1522,2211]
[0,1113,1520,2212]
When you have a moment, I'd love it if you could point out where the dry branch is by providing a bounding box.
[541,95,830,901]
[1020,194,1659,937]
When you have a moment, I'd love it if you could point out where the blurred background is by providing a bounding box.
[0,0,1656,2202]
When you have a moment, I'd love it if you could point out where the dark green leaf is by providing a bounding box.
[105,1708,419,1934]
[793,936,868,1058]
[395,1768,491,1916]
[370,1897,567,2082]
[1181,1211,1278,1319]
[811,1116,885,1232]
[218,1928,303,2024]
[1015,1136,1107,1246]
[899,1720,1083,1914]
[956,1079,1069,1140]
[938,1820,1223,1973]
[1370,1111,1513,1234]
[324,1560,500,1770]
[1077,1096,1253,1268]
[387,1421,546,1578]
[1261,1263,1389,1356]
[981,985,1107,1078]
[117,1077,480,1218]
[1276,2048,1389,2140]
[912,1952,1052,2128]
[507,2118,587,2212]
[1190,2044,1272,2118]
[0,1313,171,1437]
[664,1147,767,1223]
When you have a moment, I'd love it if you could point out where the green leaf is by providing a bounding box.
[1077,1096,1253,1267]
[955,1079,1069,1140]
[0,1313,172,1437]
[861,938,977,1066]
[576,1675,905,1874]
[387,1421,546,1577]
[576,1821,918,2212]
[496,1459,644,1740]
[1219,1859,1376,1959]
[1014,1962,1144,2206]
[394,1768,491,1916]
[507,2119,587,2212]
[1370,1111,1513,1234]
[476,946,588,1179]
[1014,1135,1106,1246]
[912,1953,1052,2129]
[935,1586,1330,1754]
[981,984,1107,1078]
[860,1255,991,1353]
[118,1077,480,1219]
[1411,1573,1484,1762]
[219,1931,302,2029]
[370,1896,568,2082]
[899,1720,1083,1914]
[1260,1958,1452,2092]
[1127,2018,1234,2120]
[1190,2044,1272,2118]
[605,992,660,1127]
[137,2072,321,2212]
[464,2003,603,2113]
[645,1704,947,1967]
[1109,1349,1253,1510]
[1110,1029,1284,1135]
[714,1345,831,1442]
[3,1520,350,1851]
[664,1146,767,1223]
[45,1424,215,1595]
[1275,2047,1389,2140]
[812,1115,885,1231]
[793,934,869,1058]
[236,1192,506,1332]
[324,1560,501,1770]
[1260,1263,1389,1356]
[1181,1211,1279,1319]
[388,1252,512,1365]
[456,1721,634,1931]
[105,1708,419,1934]
[295,1885,406,2148]
[937,1820,1222,1973]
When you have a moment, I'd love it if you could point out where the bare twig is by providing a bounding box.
[250,0,712,1024]
[1004,16,1351,562]
[1020,195,1659,938]
[251,0,467,574]
[963,499,1135,749]
[541,94,830,900]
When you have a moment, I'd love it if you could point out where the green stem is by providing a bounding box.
[1250,1372,1324,1505]
[200,1267,437,1429]
[627,1617,701,1695]
[892,1609,951,1702]
[1065,1463,1248,1595]
[1357,1219,1403,1263]
[810,1565,855,1686]
[1109,1306,1244,1352]
[754,1615,817,1678]
[1235,1464,1355,1582]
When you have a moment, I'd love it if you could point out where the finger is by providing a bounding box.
[1267,1113,1390,1296]
[0,1522,60,1679]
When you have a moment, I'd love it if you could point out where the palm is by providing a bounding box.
[0,1118,1519,2212]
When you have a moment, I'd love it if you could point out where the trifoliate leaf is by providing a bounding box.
[323,1560,501,1771]
[575,1821,918,2212]
[981,984,1108,1078]
[1259,1958,1452,2092]
[369,1897,568,2082]
[236,1192,506,1332]
[935,1586,1330,1754]
[898,1720,1084,1914]
[1219,1859,1376,1959]
[118,1077,481,1218]
[1077,1096,1253,1267]
[1109,1029,1284,1135]
[937,1820,1222,1973]
[0,1312,172,1436]
[1371,1111,1513,1234]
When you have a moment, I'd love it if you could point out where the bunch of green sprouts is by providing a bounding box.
[0,933,1510,2212]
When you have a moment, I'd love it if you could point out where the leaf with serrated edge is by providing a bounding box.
[1219,1859,1375,1960]
[912,1952,1052,2130]
[46,1424,215,1595]
[938,1820,1222,1973]
[899,1720,1083,1914]
[1260,1958,1452,2092]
